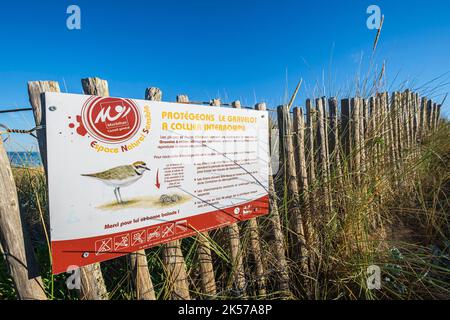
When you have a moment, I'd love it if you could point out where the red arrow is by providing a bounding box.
[155,169,160,189]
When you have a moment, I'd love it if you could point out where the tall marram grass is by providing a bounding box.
[317,120,449,299]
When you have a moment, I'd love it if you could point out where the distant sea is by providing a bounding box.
[7,151,42,167]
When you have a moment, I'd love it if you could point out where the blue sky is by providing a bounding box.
[1,0,449,151]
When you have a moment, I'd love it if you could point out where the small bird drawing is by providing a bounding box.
[81,161,151,204]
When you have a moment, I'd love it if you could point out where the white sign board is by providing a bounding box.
[45,92,269,274]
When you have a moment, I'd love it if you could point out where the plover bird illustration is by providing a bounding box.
[81,161,150,204]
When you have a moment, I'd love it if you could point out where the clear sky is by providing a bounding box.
[1,0,449,151]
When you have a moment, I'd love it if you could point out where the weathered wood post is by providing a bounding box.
[293,106,317,289]
[176,94,217,298]
[304,99,319,255]
[426,100,433,132]
[305,99,316,187]
[396,92,404,162]
[316,98,332,213]
[436,104,441,128]
[350,98,362,185]
[432,103,438,131]
[27,81,60,170]
[415,93,421,143]
[28,80,109,300]
[80,78,158,301]
[129,251,156,300]
[362,99,370,141]
[210,98,247,296]
[414,92,419,144]
[278,104,312,298]
[78,78,118,300]
[414,92,420,145]
[277,105,309,272]
[293,107,311,229]
[255,102,290,296]
[407,91,415,151]
[194,233,216,297]
[360,99,368,177]
[370,96,380,174]
[404,90,412,151]
[231,100,267,297]
[421,97,428,137]
[0,139,47,300]
[145,87,191,300]
[399,92,406,156]
[340,98,352,169]
[328,98,344,190]
[383,92,396,167]
[321,97,331,180]
[82,79,157,300]
[358,98,367,181]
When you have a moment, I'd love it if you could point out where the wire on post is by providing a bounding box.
[0,123,44,142]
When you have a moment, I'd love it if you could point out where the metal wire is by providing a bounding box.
[0,107,33,114]
[0,123,43,142]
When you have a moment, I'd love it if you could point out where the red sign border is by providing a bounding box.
[51,195,269,274]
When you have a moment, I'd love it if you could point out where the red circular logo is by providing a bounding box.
[82,97,141,144]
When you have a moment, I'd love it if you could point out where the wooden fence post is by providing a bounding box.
[428,99,434,133]
[194,232,216,297]
[350,98,362,185]
[145,87,191,300]
[255,102,290,296]
[316,98,332,213]
[27,81,60,170]
[293,106,317,291]
[415,93,421,143]
[407,91,415,150]
[340,98,352,168]
[414,92,420,145]
[28,80,109,300]
[305,99,316,188]
[362,99,370,141]
[277,105,309,273]
[0,139,47,300]
[421,97,428,136]
[413,92,419,145]
[395,92,403,161]
[383,92,396,167]
[293,107,311,234]
[231,100,267,297]
[210,98,247,296]
[432,103,438,131]
[399,92,406,157]
[404,90,412,151]
[176,94,217,298]
[328,98,344,190]
[436,104,441,128]
[321,97,331,180]
[305,99,317,261]
[360,99,368,177]
[369,96,379,174]
[129,251,156,300]
[78,78,118,300]
[81,79,159,300]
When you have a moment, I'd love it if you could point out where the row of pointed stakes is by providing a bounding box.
[275,91,442,297]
